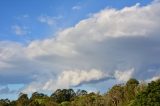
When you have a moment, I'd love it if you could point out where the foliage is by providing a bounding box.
[132,79,160,106]
[71,92,105,106]
[51,89,76,103]
[0,99,10,106]
[0,78,159,106]
[16,93,29,106]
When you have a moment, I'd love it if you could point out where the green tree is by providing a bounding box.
[76,89,87,96]
[71,92,105,106]
[104,84,125,106]
[30,92,48,100]
[51,89,76,103]
[132,79,160,106]
[124,78,139,105]
[28,100,42,106]
[44,100,58,106]
[126,78,139,86]
[9,100,16,106]
[0,99,10,106]
[60,101,71,106]
[16,93,29,106]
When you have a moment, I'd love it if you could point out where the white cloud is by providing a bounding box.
[72,5,81,10]
[114,68,134,82]
[12,25,29,36]
[38,15,61,26]
[146,75,160,82]
[1,1,160,93]
[22,69,109,93]
[57,69,107,87]
[22,14,29,18]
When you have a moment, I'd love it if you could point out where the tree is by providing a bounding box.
[76,89,87,96]
[60,101,71,106]
[132,79,160,106]
[0,99,10,106]
[51,89,76,103]
[126,78,139,86]
[30,92,48,100]
[104,79,140,106]
[44,100,58,106]
[124,78,139,104]
[28,100,40,106]
[105,84,125,106]
[16,93,29,106]
[9,100,16,106]
[71,92,105,106]
[0,78,159,106]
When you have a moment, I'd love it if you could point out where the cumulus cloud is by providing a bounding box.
[56,69,108,87]
[114,68,134,82]
[1,1,160,93]
[22,69,109,93]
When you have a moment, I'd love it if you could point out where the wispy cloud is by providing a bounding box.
[16,14,30,20]
[22,14,29,18]
[11,25,29,36]
[72,5,81,10]
[38,15,61,26]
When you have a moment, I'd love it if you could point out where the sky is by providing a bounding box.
[0,0,160,100]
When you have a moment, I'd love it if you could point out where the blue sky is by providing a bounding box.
[0,0,152,42]
[1,0,160,100]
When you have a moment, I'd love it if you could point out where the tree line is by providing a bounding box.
[0,78,160,106]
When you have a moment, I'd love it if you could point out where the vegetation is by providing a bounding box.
[0,78,159,106]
